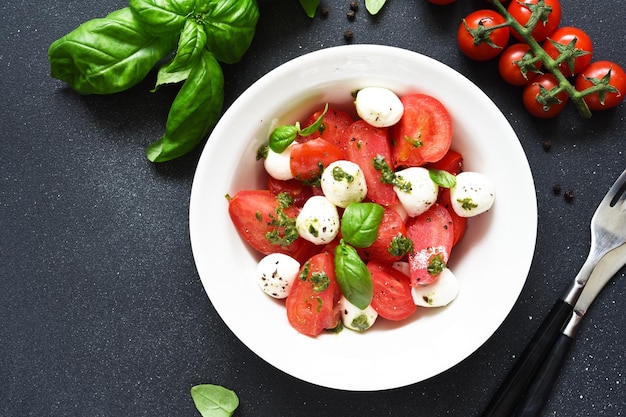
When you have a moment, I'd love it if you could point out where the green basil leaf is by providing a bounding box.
[298,0,321,17]
[146,49,224,162]
[268,125,299,153]
[167,19,208,73]
[429,169,457,189]
[153,62,191,91]
[191,384,239,417]
[334,241,373,310]
[48,7,177,95]
[299,103,329,136]
[199,0,260,64]
[341,202,384,248]
[129,0,195,36]
[365,0,387,15]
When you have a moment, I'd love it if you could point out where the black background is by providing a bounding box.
[1,0,624,416]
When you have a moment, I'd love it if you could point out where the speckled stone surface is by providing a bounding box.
[1,1,624,416]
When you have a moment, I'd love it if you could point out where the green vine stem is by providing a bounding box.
[489,0,594,118]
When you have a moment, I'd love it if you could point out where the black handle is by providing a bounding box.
[480,299,573,417]
[514,333,575,417]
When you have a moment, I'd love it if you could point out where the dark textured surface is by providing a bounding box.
[1,1,624,416]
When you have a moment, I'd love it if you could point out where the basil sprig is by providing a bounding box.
[269,103,329,153]
[341,202,384,248]
[334,240,373,310]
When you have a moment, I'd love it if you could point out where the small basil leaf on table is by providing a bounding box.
[299,0,321,18]
[146,49,224,162]
[48,7,177,94]
[335,240,373,310]
[341,202,384,248]
[128,0,194,36]
[191,384,239,417]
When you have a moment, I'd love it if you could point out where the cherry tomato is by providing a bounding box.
[542,27,593,77]
[498,43,542,86]
[522,74,568,118]
[575,61,626,110]
[344,120,398,206]
[228,190,321,263]
[427,0,455,5]
[358,208,408,264]
[457,9,510,61]
[426,149,463,175]
[300,106,354,155]
[405,204,454,286]
[286,252,341,336]
[390,94,453,168]
[289,137,343,182]
[368,261,416,321]
[507,0,562,42]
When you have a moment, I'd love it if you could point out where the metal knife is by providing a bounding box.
[514,243,626,417]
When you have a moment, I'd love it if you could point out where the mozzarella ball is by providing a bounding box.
[256,253,301,299]
[264,142,296,181]
[355,87,404,127]
[320,160,368,208]
[411,267,460,307]
[338,295,378,331]
[393,167,439,217]
[296,196,340,245]
[449,172,495,218]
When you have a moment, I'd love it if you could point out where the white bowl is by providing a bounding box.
[189,45,537,391]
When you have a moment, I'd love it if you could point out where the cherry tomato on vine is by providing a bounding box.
[575,61,626,110]
[498,43,542,86]
[427,0,456,5]
[543,27,593,77]
[507,0,562,42]
[457,9,510,61]
[522,74,568,118]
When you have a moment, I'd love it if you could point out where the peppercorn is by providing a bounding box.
[350,1,359,11]
[552,184,561,195]
[343,29,354,41]
[320,6,329,18]
[347,9,356,20]
[564,190,574,202]
[542,140,552,152]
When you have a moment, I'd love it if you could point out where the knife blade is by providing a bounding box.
[514,243,626,417]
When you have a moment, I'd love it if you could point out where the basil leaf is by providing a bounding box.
[341,202,384,248]
[191,384,239,417]
[335,241,373,310]
[269,125,299,153]
[146,49,224,162]
[168,19,208,73]
[365,0,387,15]
[299,103,329,136]
[429,169,457,189]
[129,0,195,36]
[48,7,178,95]
[200,0,260,64]
[153,62,191,91]
[299,0,321,17]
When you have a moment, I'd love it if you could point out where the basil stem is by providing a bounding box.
[335,240,373,310]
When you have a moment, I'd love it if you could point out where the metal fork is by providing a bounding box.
[480,168,626,417]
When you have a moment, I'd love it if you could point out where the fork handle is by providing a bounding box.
[480,299,573,417]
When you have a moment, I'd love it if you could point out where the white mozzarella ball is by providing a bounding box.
[449,172,496,218]
[320,160,368,208]
[393,167,439,217]
[355,87,404,128]
[296,196,340,245]
[338,295,378,332]
[256,253,301,299]
[264,142,296,181]
[411,267,460,307]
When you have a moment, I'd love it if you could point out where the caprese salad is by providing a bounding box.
[227,87,495,336]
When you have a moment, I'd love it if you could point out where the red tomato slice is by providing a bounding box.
[368,261,417,321]
[286,252,341,336]
[301,106,354,154]
[344,120,397,206]
[267,177,314,207]
[437,188,468,247]
[358,208,408,264]
[290,137,343,182]
[390,94,453,168]
[405,204,454,286]
[227,190,320,263]
[425,149,464,175]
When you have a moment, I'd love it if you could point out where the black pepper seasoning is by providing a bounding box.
[564,190,575,203]
[320,6,329,18]
[552,184,561,195]
[343,29,354,41]
[350,1,359,11]
[347,9,356,20]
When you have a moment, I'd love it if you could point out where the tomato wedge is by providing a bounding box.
[405,204,454,286]
[391,94,453,168]
[344,120,397,206]
[437,188,467,247]
[301,106,354,154]
[286,252,341,336]
[426,149,464,175]
[290,137,343,182]
[368,261,417,321]
[227,190,320,263]
[267,177,314,207]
